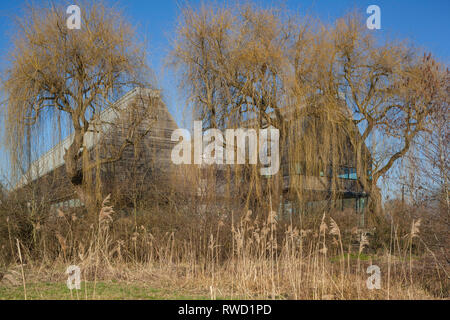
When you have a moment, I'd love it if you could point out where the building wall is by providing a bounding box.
[16,88,179,207]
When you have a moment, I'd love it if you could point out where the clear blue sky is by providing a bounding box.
[0,0,449,183]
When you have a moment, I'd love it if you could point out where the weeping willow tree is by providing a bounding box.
[1,2,155,214]
[169,3,448,219]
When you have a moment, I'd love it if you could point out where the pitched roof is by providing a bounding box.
[15,88,163,189]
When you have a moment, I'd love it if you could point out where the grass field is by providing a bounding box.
[0,281,214,300]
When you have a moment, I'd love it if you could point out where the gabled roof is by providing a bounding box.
[15,88,163,189]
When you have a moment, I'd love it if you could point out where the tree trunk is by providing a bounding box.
[63,130,98,220]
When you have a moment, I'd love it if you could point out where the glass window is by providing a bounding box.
[349,168,357,180]
[338,167,349,179]
[295,162,304,175]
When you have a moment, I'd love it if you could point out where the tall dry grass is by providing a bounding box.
[1,195,447,300]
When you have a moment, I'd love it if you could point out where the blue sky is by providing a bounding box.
[0,0,449,184]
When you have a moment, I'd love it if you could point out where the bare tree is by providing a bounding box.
[322,14,449,214]
[170,4,295,131]
[423,104,449,217]
[170,4,448,216]
[170,3,305,212]
[1,2,155,212]
[403,97,449,219]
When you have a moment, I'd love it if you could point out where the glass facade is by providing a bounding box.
[338,166,357,180]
